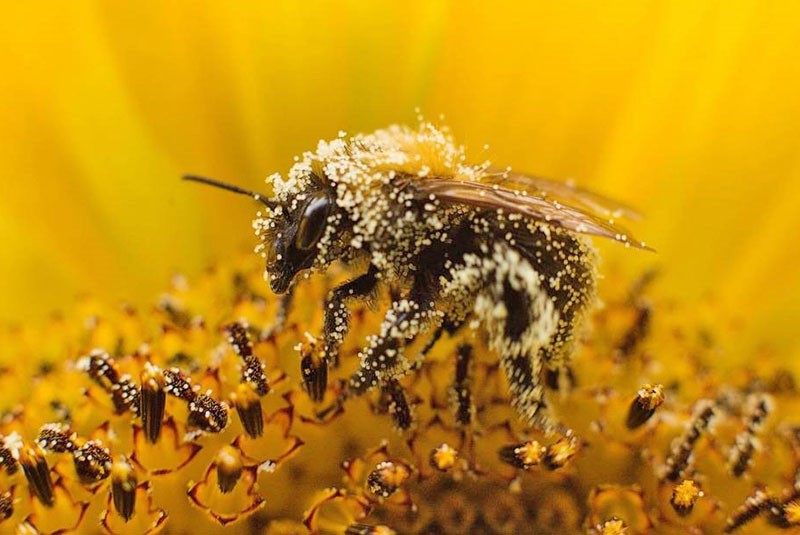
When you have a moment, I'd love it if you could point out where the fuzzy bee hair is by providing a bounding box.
[189,121,645,431]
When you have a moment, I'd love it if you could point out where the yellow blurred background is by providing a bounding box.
[1,1,798,356]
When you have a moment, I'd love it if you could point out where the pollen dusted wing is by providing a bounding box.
[485,170,642,221]
[408,178,649,249]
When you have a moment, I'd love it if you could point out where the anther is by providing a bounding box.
[140,364,167,444]
[671,479,703,517]
[300,347,328,403]
[111,456,137,522]
[0,440,16,475]
[430,443,458,472]
[618,300,651,356]
[728,394,770,477]
[73,441,112,484]
[79,349,120,389]
[498,440,546,470]
[20,444,55,507]
[231,383,264,438]
[0,491,12,521]
[36,423,77,453]
[228,322,269,395]
[725,488,774,532]
[78,350,140,414]
[382,379,413,431]
[366,461,410,498]
[544,435,579,470]
[626,383,664,429]
[215,445,243,494]
[662,399,715,481]
[449,343,474,426]
[188,393,229,433]
[162,367,197,402]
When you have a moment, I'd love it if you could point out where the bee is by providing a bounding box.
[184,122,647,430]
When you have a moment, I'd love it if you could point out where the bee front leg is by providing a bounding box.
[322,264,380,367]
[418,315,465,362]
[302,266,380,403]
[261,283,295,340]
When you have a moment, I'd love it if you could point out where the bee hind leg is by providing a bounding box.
[476,248,560,431]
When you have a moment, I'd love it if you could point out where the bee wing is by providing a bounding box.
[484,170,642,221]
[408,178,651,249]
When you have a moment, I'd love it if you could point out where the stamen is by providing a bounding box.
[593,518,627,535]
[662,400,715,481]
[20,444,55,507]
[382,379,413,431]
[111,456,137,522]
[728,394,771,477]
[231,383,264,438]
[671,479,703,517]
[36,423,77,453]
[366,461,410,498]
[544,434,579,470]
[617,300,651,356]
[724,488,774,533]
[163,367,197,402]
[300,340,328,403]
[498,440,546,470]
[78,350,140,414]
[0,440,16,475]
[188,393,229,433]
[0,491,12,521]
[73,441,112,484]
[141,363,167,444]
[215,445,243,494]
[626,384,664,429]
[430,443,458,472]
[227,322,269,395]
[449,343,474,426]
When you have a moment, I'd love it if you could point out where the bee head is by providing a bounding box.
[183,173,336,295]
[262,184,334,294]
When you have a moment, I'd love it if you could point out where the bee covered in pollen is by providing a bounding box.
[183,121,648,431]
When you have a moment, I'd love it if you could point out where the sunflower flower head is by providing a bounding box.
[0,174,799,535]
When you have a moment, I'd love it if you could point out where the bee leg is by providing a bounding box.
[476,245,559,431]
[419,316,465,360]
[322,264,380,367]
[347,294,438,396]
[450,342,475,426]
[261,282,295,340]
[544,363,576,391]
[501,351,550,429]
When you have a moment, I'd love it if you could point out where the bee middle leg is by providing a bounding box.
[347,284,440,396]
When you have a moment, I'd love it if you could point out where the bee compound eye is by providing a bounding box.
[295,192,331,251]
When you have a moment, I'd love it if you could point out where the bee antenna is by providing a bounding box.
[182,174,277,208]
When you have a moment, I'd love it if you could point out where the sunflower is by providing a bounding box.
[1,2,799,534]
